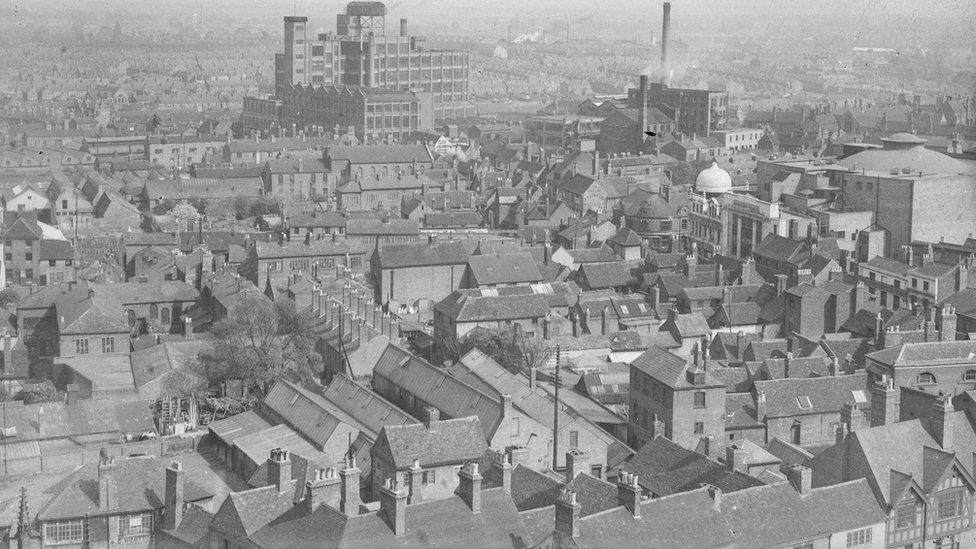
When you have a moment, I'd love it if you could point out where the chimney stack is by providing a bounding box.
[340,455,361,516]
[565,449,590,482]
[458,462,482,514]
[305,467,341,513]
[98,454,118,510]
[617,472,641,517]
[163,461,184,530]
[785,464,812,495]
[268,448,292,494]
[408,459,423,505]
[660,2,672,87]
[554,490,581,538]
[725,444,748,473]
[491,452,513,493]
[932,394,955,448]
[378,478,408,537]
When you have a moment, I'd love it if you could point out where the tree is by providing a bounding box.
[168,200,200,227]
[0,288,19,310]
[205,198,237,223]
[23,381,59,404]
[450,326,552,375]
[203,295,320,395]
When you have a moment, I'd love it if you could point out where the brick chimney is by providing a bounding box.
[840,402,864,433]
[617,472,640,517]
[554,489,581,538]
[378,478,407,537]
[304,467,340,513]
[941,305,957,342]
[340,455,361,516]
[98,455,118,510]
[163,461,184,530]
[870,376,897,427]
[458,462,482,514]
[932,394,955,449]
[565,449,590,482]
[507,445,530,469]
[408,459,423,505]
[755,391,767,422]
[785,464,812,495]
[268,448,292,494]
[725,444,748,473]
[422,406,440,428]
[490,452,512,492]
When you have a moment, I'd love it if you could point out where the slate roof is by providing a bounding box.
[434,290,552,323]
[863,255,911,275]
[372,344,503,438]
[209,484,296,539]
[753,372,867,419]
[607,227,642,246]
[377,416,488,469]
[254,239,369,260]
[287,211,347,228]
[345,218,419,236]
[320,374,418,435]
[373,240,468,269]
[753,233,809,264]
[867,340,976,367]
[578,262,637,289]
[37,456,213,520]
[466,252,543,285]
[327,143,432,165]
[630,346,724,389]
[623,436,764,497]
[39,239,75,261]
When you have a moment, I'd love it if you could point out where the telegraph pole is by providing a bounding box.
[552,344,560,472]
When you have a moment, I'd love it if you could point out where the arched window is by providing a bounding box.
[965,370,976,382]
[150,304,158,320]
[126,310,136,327]
[160,308,170,326]
[917,372,936,384]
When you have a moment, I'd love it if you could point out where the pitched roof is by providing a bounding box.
[37,456,213,520]
[753,233,809,264]
[867,340,976,367]
[377,416,488,469]
[578,262,637,289]
[372,344,503,437]
[466,252,543,285]
[753,372,868,419]
[623,436,764,497]
[631,346,724,389]
[374,240,469,269]
[320,374,418,435]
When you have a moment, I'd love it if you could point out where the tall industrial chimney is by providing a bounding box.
[661,2,672,87]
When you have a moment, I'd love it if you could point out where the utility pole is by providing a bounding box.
[552,344,560,472]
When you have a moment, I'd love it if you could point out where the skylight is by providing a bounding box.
[796,396,812,409]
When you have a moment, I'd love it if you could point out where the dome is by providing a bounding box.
[839,134,976,176]
[694,161,733,194]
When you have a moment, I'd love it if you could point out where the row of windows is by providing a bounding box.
[75,337,115,354]
[915,371,976,384]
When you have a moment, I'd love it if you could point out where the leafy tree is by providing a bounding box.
[203,295,320,396]
[205,198,238,223]
[23,381,59,404]
[448,326,552,375]
[168,200,200,227]
[0,288,19,310]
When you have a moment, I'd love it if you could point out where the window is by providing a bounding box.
[694,391,706,408]
[917,372,936,385]
[569,430,579,449]
[923,281,930,292]
[101,337,115,354]
[25,252,32,261]
[846,527,872,546]
[912,278,918,288]
[422,469,436,484]
[896,500,917,528]
[937,490,964,520]
[45,520,84,544]
[511,417,520,437]
[118,512,153,538]
[161,308,170,325]
[62,199,68,209]
[793,544,814,549]
[694,421,704,434]
[150,304,158,319]
[965,370,976,382]
[75,338,89,355]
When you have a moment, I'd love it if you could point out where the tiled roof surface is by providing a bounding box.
[753,372,867,419]
[377,416,488,469]
[623,436,764,497]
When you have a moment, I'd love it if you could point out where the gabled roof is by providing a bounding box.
[753,233,809,264]
[320,374,418,436]
[623,436,764,497]
[376,416,487,469]
[631,346,723,389]
[375,240,469,269]
[753,372,867,419]
[372,344,503,438]
[37,456,213,520]
[466,252,543,286]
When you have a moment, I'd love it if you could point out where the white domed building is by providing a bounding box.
[694,161,733,196]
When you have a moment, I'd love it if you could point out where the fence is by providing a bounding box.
[1,431,205,475]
